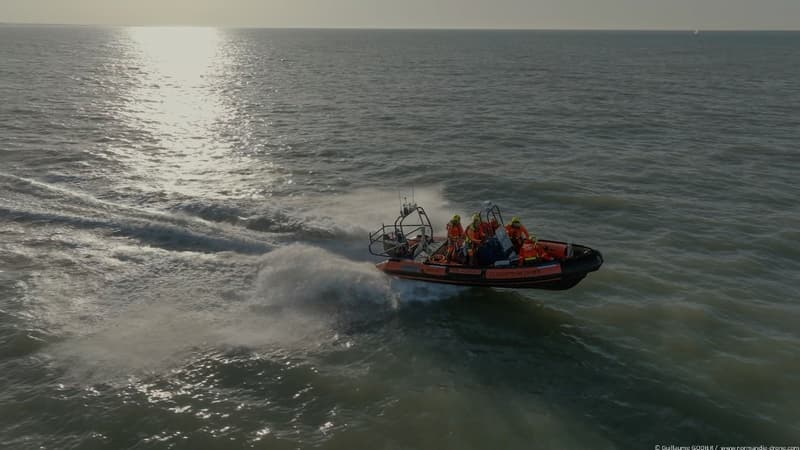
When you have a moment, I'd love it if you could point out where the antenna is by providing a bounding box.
[411,185,415,204]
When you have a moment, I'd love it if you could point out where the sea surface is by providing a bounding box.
[1,26,799,449]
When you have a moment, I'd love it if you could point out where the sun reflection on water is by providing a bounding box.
[122,27,258,198]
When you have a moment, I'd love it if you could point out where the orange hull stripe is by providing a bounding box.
[379,261,560,280]
[448,268,483,276]
[422,266,447,276]
[389,274,563,287]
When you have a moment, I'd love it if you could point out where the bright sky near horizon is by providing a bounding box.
[1,0,798,29]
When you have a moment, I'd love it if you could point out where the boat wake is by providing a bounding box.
[45,243,463,382]
[1,174,465,381]
[0,173,276,254]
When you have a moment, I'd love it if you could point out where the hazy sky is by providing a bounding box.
[1,0,799,29]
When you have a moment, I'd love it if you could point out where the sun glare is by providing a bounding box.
[128,27,220,85]
[121,27,246,197]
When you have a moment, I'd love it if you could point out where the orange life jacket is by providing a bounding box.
[465,224,484,246]
[505,224,530,241]
[447,222,464,241]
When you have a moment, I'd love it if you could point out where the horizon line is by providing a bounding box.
[1,22,799,32]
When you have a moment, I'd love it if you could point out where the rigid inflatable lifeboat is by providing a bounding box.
[369,201,603,290]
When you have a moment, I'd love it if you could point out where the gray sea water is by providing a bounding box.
[1,26,799,449]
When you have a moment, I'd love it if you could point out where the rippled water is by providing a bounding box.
[1,26,799,448]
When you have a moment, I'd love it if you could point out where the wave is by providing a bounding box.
[251,243,399,311]
[0,173,275,254]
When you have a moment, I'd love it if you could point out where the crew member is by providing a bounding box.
[445,214,464,262]
[505,216,530,253]
[464,213,485,266]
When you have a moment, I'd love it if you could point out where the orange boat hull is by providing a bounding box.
[376,244,602,290]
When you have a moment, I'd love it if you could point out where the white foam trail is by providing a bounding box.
[251,244,465,307]
[46,244,436,380]
[0,172,275,254]
[286,186,457,239]
[51,304,211,376]
[251,243,398,310]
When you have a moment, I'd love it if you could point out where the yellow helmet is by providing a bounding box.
[452,214,460,223]
[472,213,480,222]
[511,216,521,224]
